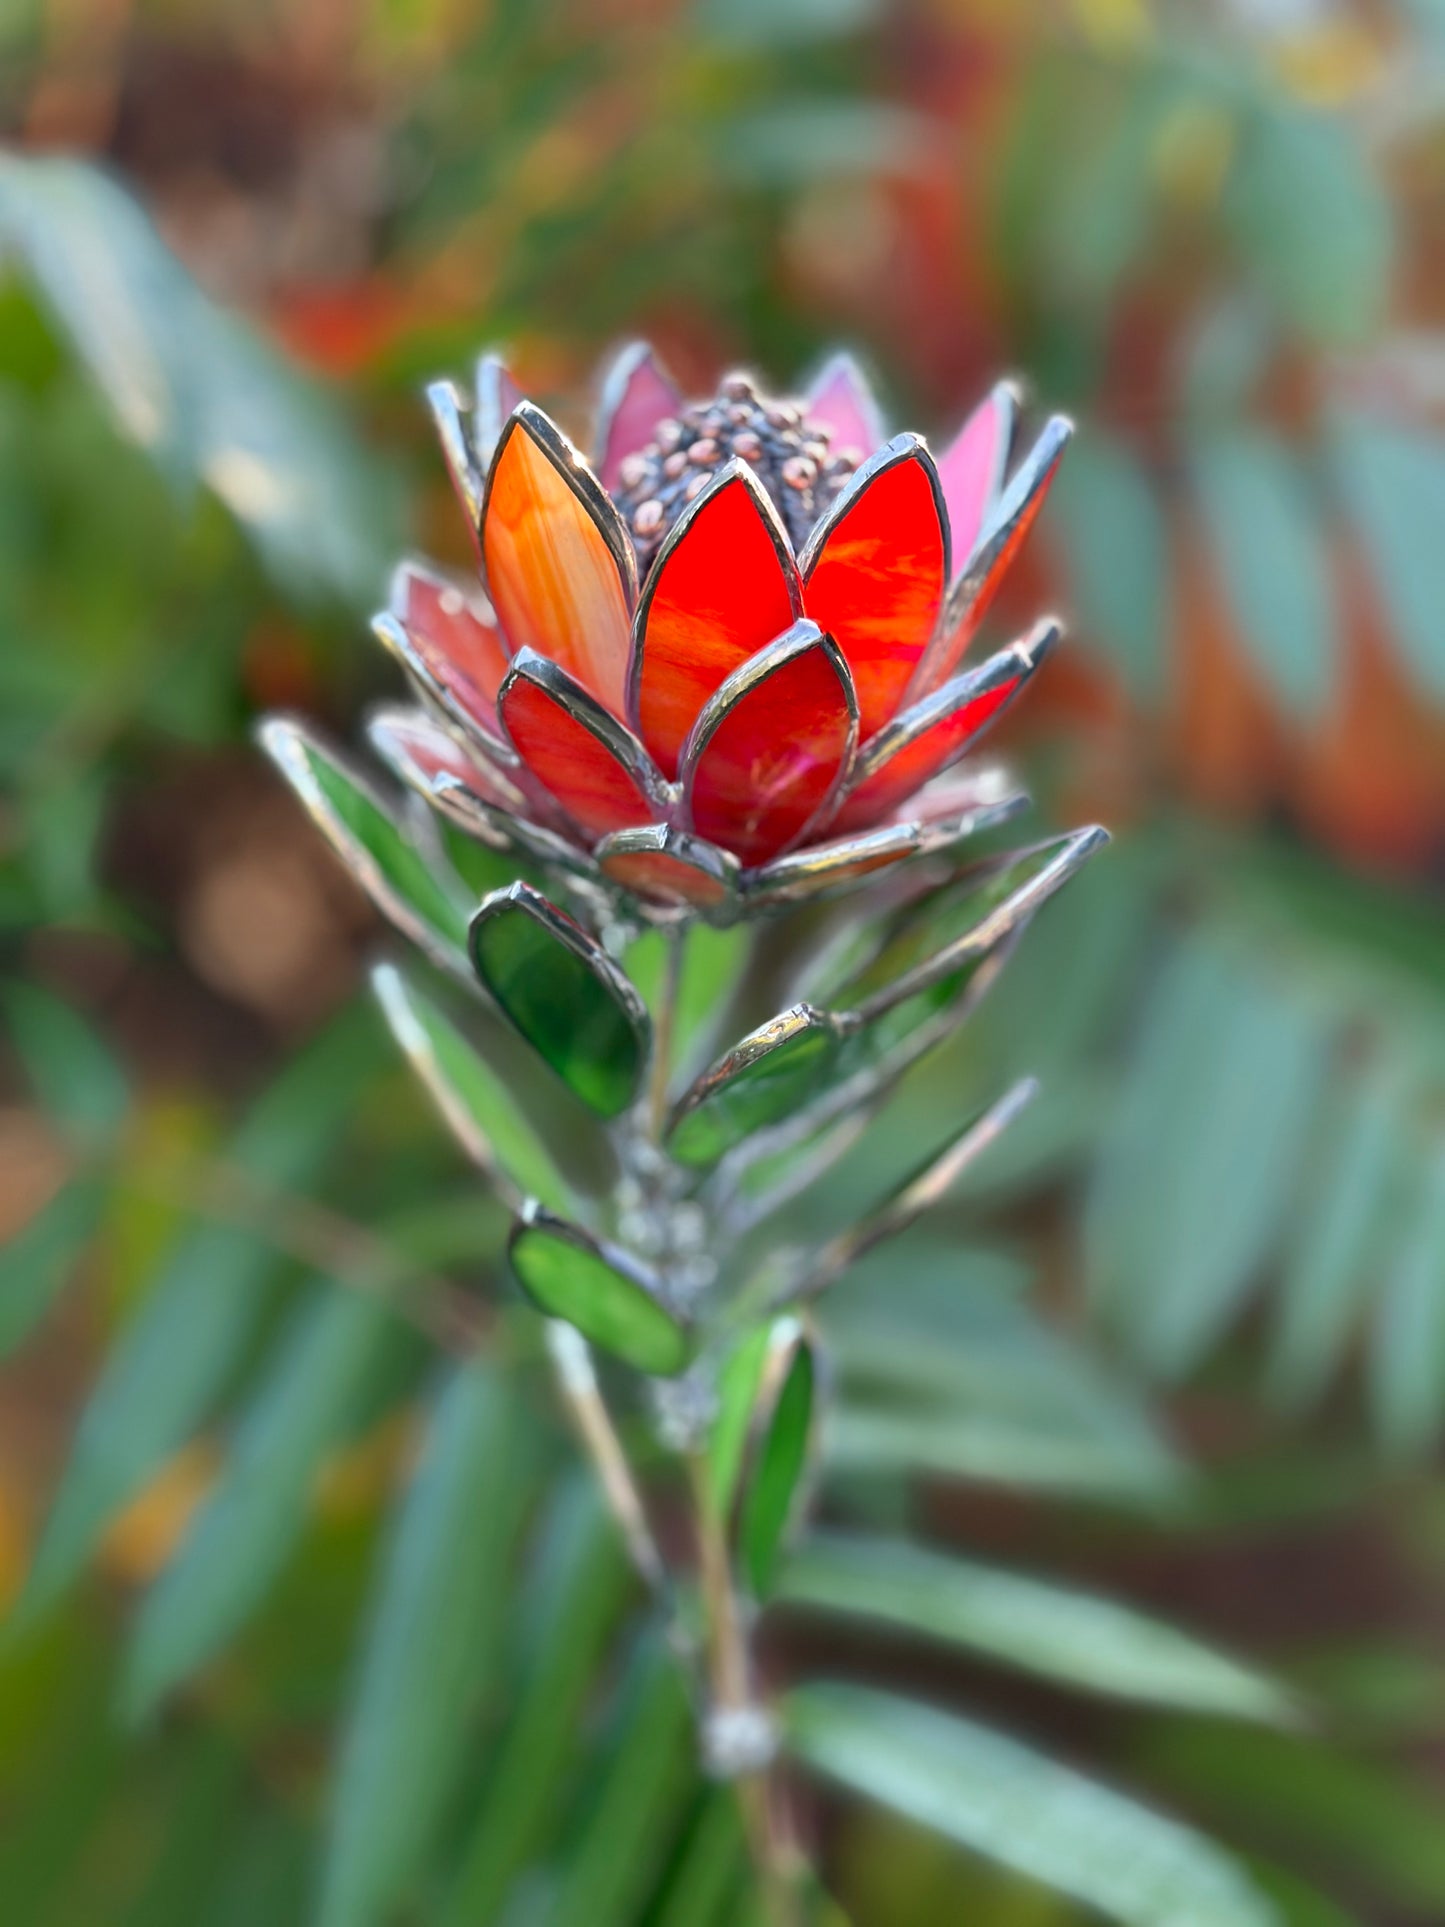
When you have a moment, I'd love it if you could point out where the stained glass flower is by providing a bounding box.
[368,345,1071,923]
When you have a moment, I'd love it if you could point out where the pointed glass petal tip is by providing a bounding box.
[595,340,684,494]
[257,715,471,977]
[482,401,636,717]
[804,350,886,459]
[509,1202,691,1375]
[469,880,651,1118]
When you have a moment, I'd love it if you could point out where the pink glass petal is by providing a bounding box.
[482,403,638,717]
[832,620,1057,834]
[804,351,886,460]
[800,435,949,739]
[499,649,664,842]
[426,379,485,556]
[389,561,510,737]
[907,416,1071,701]
[936,380,1018,569]
[366,707,523,811]
[596,826,740,912]
[476,352,524,468]
[680,621,857,867]
[629,462,802,781]
[595,342,684,493]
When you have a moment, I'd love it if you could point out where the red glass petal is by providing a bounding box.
[386,561,510,736]
[367,707,521,807]
[804,351,885,459]
[800,435,949,740]
[499,649,664,841]
[831,620,1056,834]
[482,403,637,717]
[680,621,857,867]
[595,342,683,493]
[936,381,1018,568]
[907,416,1071,701]
[629,463,802,781]
[596,826,740,912]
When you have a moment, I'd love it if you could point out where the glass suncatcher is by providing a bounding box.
[261,343,1107,1919]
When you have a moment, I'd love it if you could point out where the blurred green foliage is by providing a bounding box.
[2,0,1445,1922]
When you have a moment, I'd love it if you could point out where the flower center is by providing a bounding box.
[612,371,865,570]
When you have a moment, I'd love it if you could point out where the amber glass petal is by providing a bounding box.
[594,341,683,493]
[498,648,666,841]
[679,621,857,867]
[508,1203,690,1376]
[935,380,1019,569]
[596,825,741,915]
[481,402,637,716]
[469,881,651,1117]
[907,416,1072,701]
[629,462,802,780]
[426,379,484,552]
[665,1004,844,1169]
[831,620,1058,835]
[378,561,511,739]
[804,351,886,458]
[800,435,949,738]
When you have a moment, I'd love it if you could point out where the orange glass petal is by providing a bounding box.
[482,406,635,717]
[801,438,948,740]
[395,563,510,733]
[682,625,856,866]
[500,663,659,840]
[631,467,801,780]
[907,417,1070,701]
[596,831,737,911]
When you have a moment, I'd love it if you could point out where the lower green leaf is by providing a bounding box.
[508,1205,691,1376]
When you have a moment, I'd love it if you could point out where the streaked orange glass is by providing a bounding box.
[483,418,633,717]
[802,450,947,738]
[634,474,801,780]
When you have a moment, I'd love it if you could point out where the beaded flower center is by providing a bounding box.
[612,371,864,569]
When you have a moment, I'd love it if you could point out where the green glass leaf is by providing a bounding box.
[778,1533,1297,1723]
[821,828,1109,1052]
[509,1204,690,1376]
[706,1324,775,1522]
[259,718,472,975]
[666,1005,841,1170]
[371,963,577,1216]
[667,831,1105,1172]
[121,1287,392,1722]
[469,882,650,1119]
[318,1363,538,1927]
[783,1683,1277,1927]
[739,1323,816,1598]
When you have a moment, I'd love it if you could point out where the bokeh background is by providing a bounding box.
[2,1,1444,1922]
